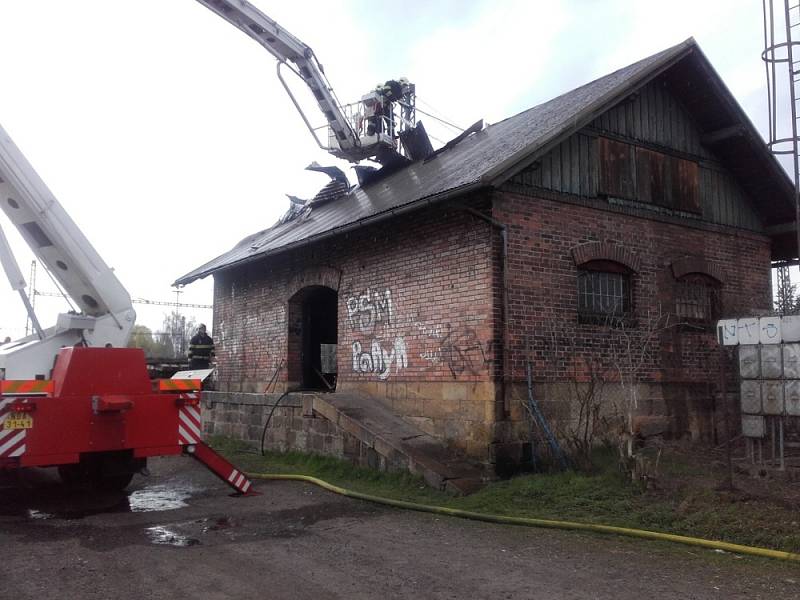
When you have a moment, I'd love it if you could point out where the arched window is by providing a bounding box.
[670,257,723,326]
[577,260,633,320]
[674,273,721,324]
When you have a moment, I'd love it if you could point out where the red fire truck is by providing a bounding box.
[0,124,253,494]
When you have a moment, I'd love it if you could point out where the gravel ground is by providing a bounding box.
[0,456,798,600]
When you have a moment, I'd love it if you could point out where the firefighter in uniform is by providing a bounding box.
[188,323,215,369]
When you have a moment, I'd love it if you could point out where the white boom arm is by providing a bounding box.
[0,124,135,379]
[195,0,382,162]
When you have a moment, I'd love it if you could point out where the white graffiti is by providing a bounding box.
[416,322,445,339]
[420,349,441,364]
[352,338,408,380]
[346,288,393,334]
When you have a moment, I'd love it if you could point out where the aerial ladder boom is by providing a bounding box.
[0,124,135,379]
[196,0,363,157]
[195,0,420,165]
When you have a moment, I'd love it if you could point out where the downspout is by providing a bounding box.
[456,199,510,419]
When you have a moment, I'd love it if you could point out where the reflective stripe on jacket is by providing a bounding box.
[188,333,215,360]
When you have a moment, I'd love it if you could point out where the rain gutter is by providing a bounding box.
[456,201,509,415]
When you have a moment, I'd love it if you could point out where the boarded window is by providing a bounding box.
[635,149,699,211]
[636,150,700,211]
[636,147,668,206]
[675,274,720,324]
[598,137,700,213]
[577,261,632,320]
[671,158,700,213]
[598,137,635,199]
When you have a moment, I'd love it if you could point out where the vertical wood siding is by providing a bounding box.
[592,79,711,158]
[507,78,763,232]
[515,133,598,197]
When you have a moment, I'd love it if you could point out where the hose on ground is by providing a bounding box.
[246,472,800,563]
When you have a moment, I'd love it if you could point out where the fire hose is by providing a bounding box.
[246,472,800,563]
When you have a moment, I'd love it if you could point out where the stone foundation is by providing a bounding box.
[202,391,404,472]
[203,378,740,480]
[496,380,738,462]
[336,380,499,460]
[203,390,489,493]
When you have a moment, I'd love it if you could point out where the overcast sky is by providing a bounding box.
[0,0,785,339]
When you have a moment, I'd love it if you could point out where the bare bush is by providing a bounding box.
[605,308,676,488]
[531,317,619,471]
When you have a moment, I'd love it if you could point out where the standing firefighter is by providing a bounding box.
[188,323,215,369]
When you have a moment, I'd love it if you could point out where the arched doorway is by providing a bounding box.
[287,286,338,390]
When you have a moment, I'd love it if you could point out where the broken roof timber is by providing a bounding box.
[175,38,796,286]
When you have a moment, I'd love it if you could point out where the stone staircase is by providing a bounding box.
[308,392,489,495]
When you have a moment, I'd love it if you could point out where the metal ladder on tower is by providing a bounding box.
[763,0,800,308]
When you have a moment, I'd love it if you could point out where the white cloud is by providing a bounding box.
[405,0,569,131]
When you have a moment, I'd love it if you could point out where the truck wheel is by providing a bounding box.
[58,463,92,486]
[59,454,140,491]
[92,453,142,491]
[93,470,135,491]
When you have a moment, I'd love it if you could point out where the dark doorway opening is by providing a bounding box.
[289,286,338,391]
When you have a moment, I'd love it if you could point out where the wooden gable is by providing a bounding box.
[507,78,764,232]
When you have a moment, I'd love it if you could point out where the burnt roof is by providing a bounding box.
[308,179,350,206]
[175,38,795,285]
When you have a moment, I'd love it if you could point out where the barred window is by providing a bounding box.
[675,274,721,324]
[577,261,632,319]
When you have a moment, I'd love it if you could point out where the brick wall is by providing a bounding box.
[212,196,499,458]
[493,188,772,442]
[206,183,772,464]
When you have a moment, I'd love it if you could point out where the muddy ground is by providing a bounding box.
[0,457,798,600]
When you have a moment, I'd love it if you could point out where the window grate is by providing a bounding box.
[577,270,631,317]
[675,279,719,323]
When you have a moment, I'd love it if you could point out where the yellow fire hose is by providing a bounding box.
[247,472,800,563]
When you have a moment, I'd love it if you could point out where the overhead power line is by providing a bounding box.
[131,297,212,309]
[398,99,464,132]
[414,97,465,131]
[33,290,212,310]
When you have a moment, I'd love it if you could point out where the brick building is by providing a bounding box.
[176,39,795,472]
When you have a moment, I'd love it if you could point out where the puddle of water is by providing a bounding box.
[127,483,198,513]
[200,516,237,533]
[0,481,198,522]
[144,525,200,547]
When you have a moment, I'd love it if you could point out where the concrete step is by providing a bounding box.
[309,392,489,495]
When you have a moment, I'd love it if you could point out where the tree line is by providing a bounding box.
[127,311,197,359]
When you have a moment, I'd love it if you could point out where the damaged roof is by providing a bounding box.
[175,38,795,285]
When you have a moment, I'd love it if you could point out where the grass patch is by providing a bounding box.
[210,436,446,505]
[209,436,800,554]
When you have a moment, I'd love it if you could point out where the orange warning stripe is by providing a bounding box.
[1,380,54,395]
[157,379,202,392]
